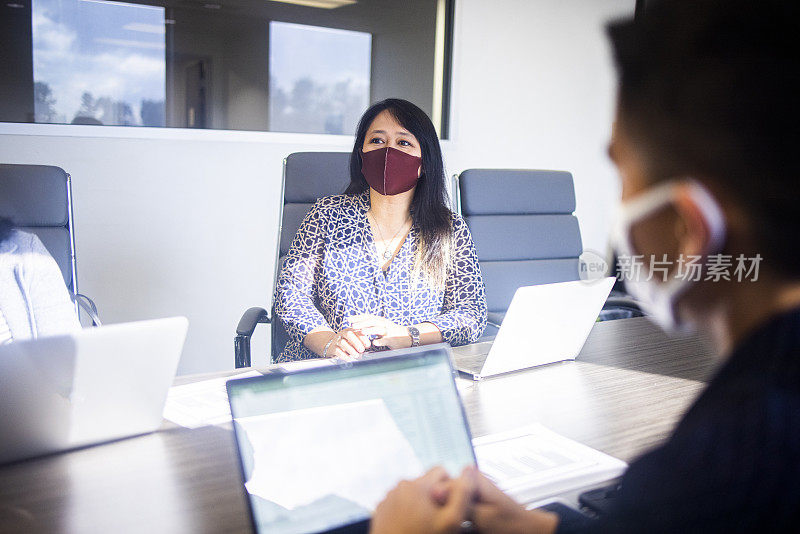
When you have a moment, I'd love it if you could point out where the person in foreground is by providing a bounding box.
[371,0,800,532]
[0,216,80,344]
[274,98,487,362]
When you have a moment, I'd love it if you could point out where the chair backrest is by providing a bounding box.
[0,164,77,295]
[455,169,583,332]
[271,152,352,360]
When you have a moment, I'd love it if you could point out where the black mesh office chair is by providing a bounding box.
[0,164,101,325]
[453,168,642,338]
[234,152,351,368]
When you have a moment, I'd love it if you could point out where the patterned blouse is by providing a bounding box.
[274,191,487,362]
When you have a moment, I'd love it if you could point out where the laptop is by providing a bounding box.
[453,278,616,380]
[0,316,188,464]
[226,344,476,534]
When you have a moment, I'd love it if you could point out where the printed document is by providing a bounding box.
[474,424,627,503]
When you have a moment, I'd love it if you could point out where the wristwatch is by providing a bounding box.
[408,325,421,347]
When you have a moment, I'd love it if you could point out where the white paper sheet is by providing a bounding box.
[162,359,337,429]
[237,398,424,511]
[474,423,627,504]
[162,370,263,428]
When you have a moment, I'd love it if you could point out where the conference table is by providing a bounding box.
[0,317,717,533]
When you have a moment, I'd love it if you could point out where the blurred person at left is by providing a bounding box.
[0,215,80,345]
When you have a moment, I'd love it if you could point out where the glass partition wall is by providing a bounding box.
[0,0,454,136]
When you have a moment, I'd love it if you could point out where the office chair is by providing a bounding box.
[453,169,642,338]
[234,152,351,368]
[0,164,101,325]
[454,169,583,337]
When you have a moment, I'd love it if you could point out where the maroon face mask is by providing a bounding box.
[360,146,422,196]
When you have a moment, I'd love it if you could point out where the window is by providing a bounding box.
[32,0,166,127]
[269,22,370,135]
[0,0,455,137]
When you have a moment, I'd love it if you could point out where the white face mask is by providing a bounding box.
[611,180,726,333]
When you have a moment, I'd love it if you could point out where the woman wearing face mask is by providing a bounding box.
[273,99,487,362]
[370,0,800,532]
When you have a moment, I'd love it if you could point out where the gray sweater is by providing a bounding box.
[0,230,81,341]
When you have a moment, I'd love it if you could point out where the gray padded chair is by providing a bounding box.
[0,164,100,325]
[454,169,584,337]
[454,169,642,336]
[234,152,351,367]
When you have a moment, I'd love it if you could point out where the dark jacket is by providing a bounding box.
[561,308,800,533]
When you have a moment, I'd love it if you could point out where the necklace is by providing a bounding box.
[369,212,410,260]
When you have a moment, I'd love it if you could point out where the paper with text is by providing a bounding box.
[474,423,627,504]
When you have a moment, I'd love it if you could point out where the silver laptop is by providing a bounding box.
[226,344,476,534]
[0,316,188,464]
[453,278,616,380]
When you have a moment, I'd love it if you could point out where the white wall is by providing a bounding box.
[0,0,634,375]
[445,0,632,256]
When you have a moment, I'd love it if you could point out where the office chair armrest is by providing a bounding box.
[234,307,271,368]
[236,307,271,335]
[73,293,102,326]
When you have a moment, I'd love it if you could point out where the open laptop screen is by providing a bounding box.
[227,346,476,534]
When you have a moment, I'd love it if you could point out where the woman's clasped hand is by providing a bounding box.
[322,314,415,360]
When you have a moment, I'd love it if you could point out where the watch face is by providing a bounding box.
[408,326,420,346]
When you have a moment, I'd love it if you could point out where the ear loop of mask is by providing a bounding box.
[616,180,726,260]
[685,181,726,255]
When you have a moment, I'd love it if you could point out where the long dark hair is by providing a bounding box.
[346,98,453,287]
[0,217,13,244]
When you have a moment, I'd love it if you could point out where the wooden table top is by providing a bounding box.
[0,317,717,534]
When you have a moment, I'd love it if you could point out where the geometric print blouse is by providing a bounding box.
[273,191,487,362]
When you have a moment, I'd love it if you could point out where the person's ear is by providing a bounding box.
[418,165,422,178]
[673,184,712,258]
